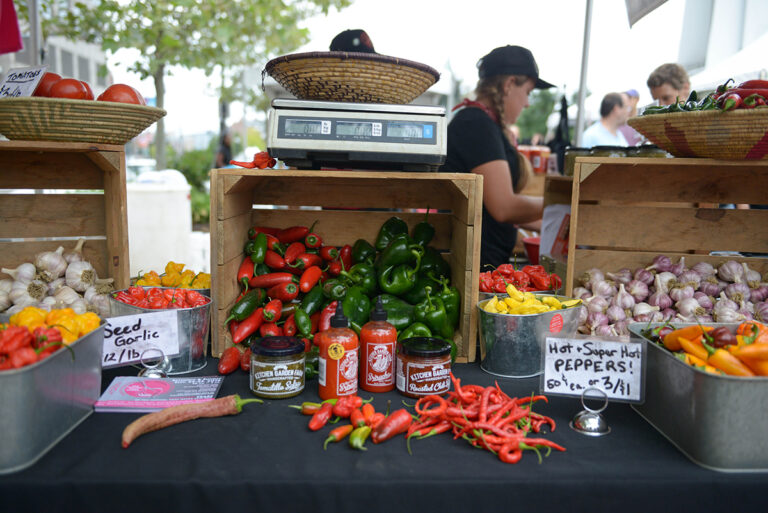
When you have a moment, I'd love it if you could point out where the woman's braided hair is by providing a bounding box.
[475,74,529,128]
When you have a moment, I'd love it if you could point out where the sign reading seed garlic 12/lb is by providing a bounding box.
[101,311,180,369]
[540,338,645,403]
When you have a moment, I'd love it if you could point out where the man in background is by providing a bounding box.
[581,93,629,148]
[646,63,690,106]
[618,89,641,146]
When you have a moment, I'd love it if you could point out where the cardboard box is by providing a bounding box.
[210,169,483,362]
[566,157,768,294]
[0,141,130,288]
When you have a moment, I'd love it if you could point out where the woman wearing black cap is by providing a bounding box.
[440,45,553,269]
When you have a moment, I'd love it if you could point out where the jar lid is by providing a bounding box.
[250,336,304,357]
[565,146,591,152]
[591,145,627,151]
[398,337,451,357]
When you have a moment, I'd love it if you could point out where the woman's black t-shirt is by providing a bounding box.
[439,107,521,269]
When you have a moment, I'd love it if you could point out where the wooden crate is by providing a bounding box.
[566,157,768,294]
[0,141,130,289]
[210,169,483,362]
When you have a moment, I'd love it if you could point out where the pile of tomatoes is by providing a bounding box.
[113,286,210,310]
[479,264,563,294]
[33,72,146,105]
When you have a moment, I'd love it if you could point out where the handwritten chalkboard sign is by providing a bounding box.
[102,310,180,369]
[0,65,48,98]
[541,337,645,403]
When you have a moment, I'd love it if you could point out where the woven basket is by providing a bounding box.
[627,108,768,160]
[0,97,166,145]
[263,51,440,104]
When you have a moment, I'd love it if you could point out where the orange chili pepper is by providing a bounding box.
[733,343,768,361]
[663,325,713,352]
[702,341,755,377]
[678,336,708,362]
[739,357,768,377]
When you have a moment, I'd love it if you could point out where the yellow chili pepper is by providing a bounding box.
[161,272,182,287]
[165,261,185,275]
[483,296,499,313]
[505,283,524,302]
[541,296,562,309]
[504,297,522,309]
[11,306,48,331]
[74,312,101,337]
[560,299,582,308]
[191,272,211,289]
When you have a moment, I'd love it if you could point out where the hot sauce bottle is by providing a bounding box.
[359,297,397,393]
[315,301,359,400]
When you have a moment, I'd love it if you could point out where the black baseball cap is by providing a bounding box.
[477,45,554,89]
[329,29,376,53]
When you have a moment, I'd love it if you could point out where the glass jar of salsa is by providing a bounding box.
[396,337,451,398]
[250,336,305,399]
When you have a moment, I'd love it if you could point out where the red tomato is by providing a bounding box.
[97,84,146,105]
[33,72,62,97]
[81,81,94,100]
[49,78,89,100]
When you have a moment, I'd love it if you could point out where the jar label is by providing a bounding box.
[397,359,450,396]
[327,343,345,361]
[337,348,358,395]
[250,357,305,397]
[365,342,394,387]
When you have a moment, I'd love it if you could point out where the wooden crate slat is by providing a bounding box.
[0,152,105,189]
[0,194,106,238]
[575,204,768,253]
[215,211,252,267]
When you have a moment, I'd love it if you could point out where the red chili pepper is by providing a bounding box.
[310,312,320,334]
[232,307,264,344]
[248,272,296,289]
[327,259,343,276]
[339,244,352,271]
[318,301,338,332]
[299,266,322,293]
[240,348,252,372]
[720,92,743,111]
[248,226,281,239]
[277,223,313,244]
[287,253,322,270]
[308,401,334,431]
[371,408,412,444]
[283,242,306,264]
[264,250,286,270]
[529,273,551,291]
[230,151,276,169]
[318,246,339,261]
[262,299,283,322]
[362,403,376,426]
[259,322,282,337]
[549,273,563,291]
[737,80,768,89]
[350,408,366,428]
[369,412,386,430]
[743,93,767,108]
[283,314,297,337]
[217,346,241,374]
[229,159,257,169]
[237,256,254,289]
[267,282,299,303]
[323,424,354,450]
[304,232,322,249]
[264,233,283,252]
[229,320,241,340]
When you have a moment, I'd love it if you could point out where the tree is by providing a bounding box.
[51,0,349,169]
[516,88,557,142]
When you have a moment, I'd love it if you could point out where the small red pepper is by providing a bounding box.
[305,232,322,249]
[128,286,147,301]
[217,346,241,375]
[287,253,323,270]
[237,256,254,290]
[339,244,352,271]
[230,151,276,169]
[371,408,413,444]
[283,314,297,337]
[308,401,334,431]
[240,348,252,372]
[259,322,283,337]
[9,347,39,368]
[277,223,314,244]
[264,250,286,270]
[299,266,322,294]
[248,272,296,290]
[267,282,299,303]
[262,299,283,322]
[248,226,281,239]
[319,246,339,261]
[283,242,306,264]
[362,403,376,426]
[350,408,366,428]
[327,258,343,276]
[0,326,33,354]
[324,424,354,450]
[231,307,264,344]
[720,92,743,111]
[332,396,357,418]
[318,301,338,332]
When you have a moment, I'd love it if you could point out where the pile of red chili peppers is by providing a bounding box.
[479,264,563,294]
[409,373,565,464]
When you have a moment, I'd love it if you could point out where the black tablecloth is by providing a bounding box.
[2,358,766,512]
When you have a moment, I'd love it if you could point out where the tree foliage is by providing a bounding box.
[516,88,557,142]
[42,0,349,168]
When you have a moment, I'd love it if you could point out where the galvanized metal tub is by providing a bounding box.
[630,323,768,472]
[477,295,581,378]
[0,322,105,475]
[108,287,210,375]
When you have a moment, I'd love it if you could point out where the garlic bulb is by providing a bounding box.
[35,246,68,282]
[1,263,37,285]
[4,304,24,316]
[65,261,96,292]
[0,290,10,312]
[54,285,80,306]
[84,278,114,317]
[9,279,47,307]
[63,238,86,264]
[0,279,12,294]
[47,277,66,295]
[70,298,88,315]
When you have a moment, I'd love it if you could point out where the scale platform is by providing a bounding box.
[266,99,447,172]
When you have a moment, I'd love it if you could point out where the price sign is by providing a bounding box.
[0,65,48,98]
[101,310,180,369]
[540,337,645,403]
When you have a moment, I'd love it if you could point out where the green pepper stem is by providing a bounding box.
[234,395,263,412]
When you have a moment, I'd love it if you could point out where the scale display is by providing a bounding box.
[277,116,434,144]
[285,118,330,135]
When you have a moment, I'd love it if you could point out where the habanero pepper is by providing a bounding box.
[231,307,264,345]
[308,401,334,431]
[0,326,34,354]
[319,245,339,262]
[9,347,39,368]
[332,396,358,418]
[299,266,323,294]
[370,408,413,444]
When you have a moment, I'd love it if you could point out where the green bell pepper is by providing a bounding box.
[398,322,432,341]
[339,262,378,297]
[378,248,421,296]
[342,285,372,328]
[374,294,415,331]
[375,216,409,252]
[401,271,438,305]
[414,286,453,339]
[322,278,348,301]
[411,208,435,247]
[253,263,270,277]
[351,239,376,264]
[378,233,423,269]
[431,275,461,329]
[420,246,451,279]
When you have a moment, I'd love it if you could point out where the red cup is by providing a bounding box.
[522,236,540,265]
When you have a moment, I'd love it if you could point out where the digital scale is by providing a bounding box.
[266,99,447,171]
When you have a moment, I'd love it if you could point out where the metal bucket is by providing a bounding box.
[477,296,581,378]
[0,322,105,474]
[108,287,210,375]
